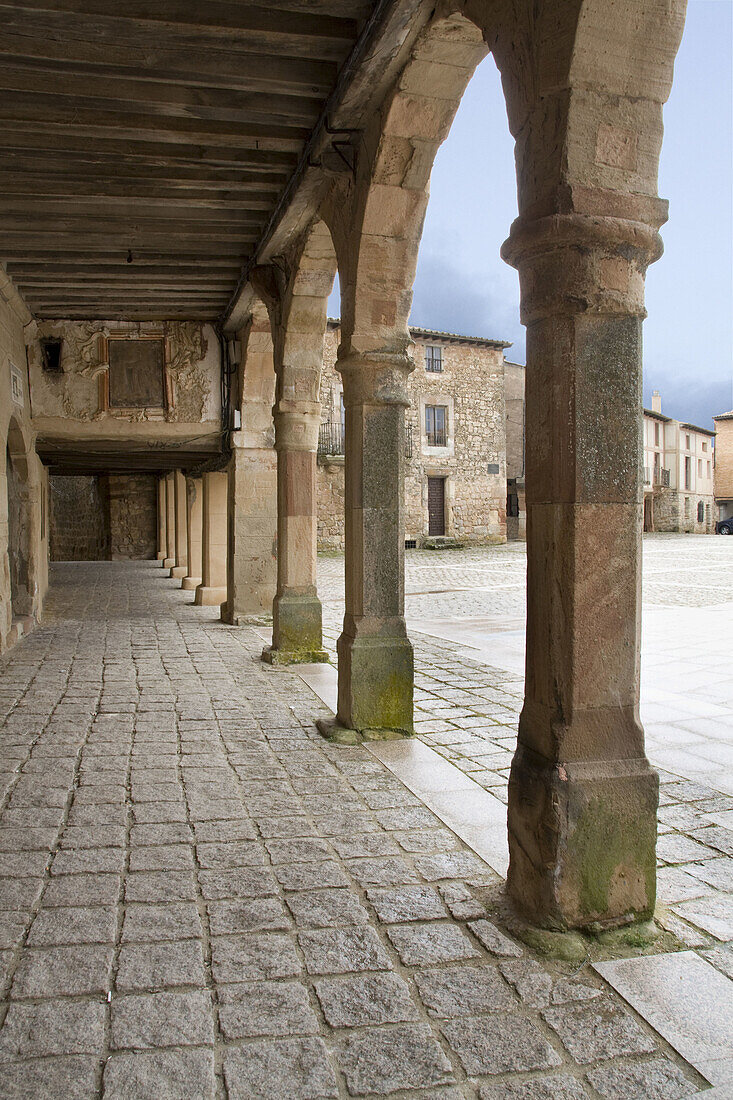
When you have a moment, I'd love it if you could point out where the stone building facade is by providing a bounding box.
[317,321,510,549]
[713,410,733,528]
[504,360,526,540]
[643,393,715,533]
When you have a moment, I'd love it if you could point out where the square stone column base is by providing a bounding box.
[156,552,167,561]
[194,585,227,607]
[507,743,659,930]
[169,566,187,579]
[262,645,329,666]
[162,557,174,569]
[181,576,202,591]
[335,631,414,738]
[315,716,412,745]
[267,593,327,665]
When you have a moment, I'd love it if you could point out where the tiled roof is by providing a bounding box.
[326,318,511,349]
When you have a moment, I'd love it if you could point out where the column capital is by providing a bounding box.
[272,401,321,451]
[337,350,414,408]
[501,213,663,324]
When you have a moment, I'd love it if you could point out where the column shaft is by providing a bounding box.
[156,477,167,561]
[503,214,660,929]
[182,477,203,591]
[221,445,277,623]
[195,471,228,606]
[163,472,175,569]
[319,353,414,741]
[169,470,188,579]
[263,405,327,664]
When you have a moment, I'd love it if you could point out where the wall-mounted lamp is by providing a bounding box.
[232,409,242,431]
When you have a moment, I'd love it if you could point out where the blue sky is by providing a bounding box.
[330,1,732,429]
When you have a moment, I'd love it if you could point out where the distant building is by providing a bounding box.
[712,409,733,528]
[317,320,511,549]
[643,392,715,533]
[504,360,526,540]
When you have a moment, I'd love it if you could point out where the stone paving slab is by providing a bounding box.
[0,559,719,1098]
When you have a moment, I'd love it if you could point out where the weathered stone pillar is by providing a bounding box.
[502,213,663,929]
[319,349,414,741]
[163,472,175,569]
[182,477,202,591]
[262,404,328,664]
[221,319,277,624]
[195,471,228,606]
[156,477,167,561]
[169,470,188,579]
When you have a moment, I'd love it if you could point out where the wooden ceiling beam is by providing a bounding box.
[0,130,299,169]
[0,201,272,223]
[0,72,324,129]
[0,34,338,96]
[0,155,290,185]
[0,102,310,150]
[0,182,279,206]
[1,0,359,39]
[0,8,355,62]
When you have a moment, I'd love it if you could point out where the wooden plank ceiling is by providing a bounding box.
[0,0,375,320]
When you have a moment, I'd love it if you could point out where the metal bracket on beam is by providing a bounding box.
[309,121,361,176]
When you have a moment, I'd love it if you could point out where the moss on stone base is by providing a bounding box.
[261,645,329,665]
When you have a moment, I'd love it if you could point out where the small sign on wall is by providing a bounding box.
[9,362,24,407]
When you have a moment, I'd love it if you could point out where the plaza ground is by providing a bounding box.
[0,535,730,1098]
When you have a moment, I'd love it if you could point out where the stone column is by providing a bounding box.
[222,443,277,622]
[163,472,175,569]
[169,470,188,579]
[318,350,414,742]
[221,318,278,624]
[502,213,662,929]
[262,403,327,664]
[156,477,167,561]
[195,470,228,606]
[182,477,203,591]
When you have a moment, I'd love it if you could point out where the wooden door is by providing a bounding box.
[427,477,445,536]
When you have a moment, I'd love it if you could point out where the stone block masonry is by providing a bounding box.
[50,474,157,562]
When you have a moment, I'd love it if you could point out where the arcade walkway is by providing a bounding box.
[0,561,720,1098]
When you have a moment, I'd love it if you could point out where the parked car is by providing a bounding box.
[717,518,733,535]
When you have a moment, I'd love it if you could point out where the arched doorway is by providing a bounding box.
[5,420,34,621]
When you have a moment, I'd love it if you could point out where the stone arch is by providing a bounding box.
[4,415,34,621]
[314,0,687,923]
[322,10,489,356]
[247,217,338,662]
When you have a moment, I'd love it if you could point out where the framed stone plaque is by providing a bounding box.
[108,337,166,409]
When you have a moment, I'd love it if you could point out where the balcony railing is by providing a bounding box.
[655,468,671,488]
[318,420,343,456]
[425,427,447,448]
[318,420,413,459]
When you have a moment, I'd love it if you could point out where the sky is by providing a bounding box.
[328,0,732,430]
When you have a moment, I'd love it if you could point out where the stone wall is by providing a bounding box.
[714,417,733,504]
[317,324,508,549]
[50,473,157,561]
[1,269,49,652]
[50,476,110,561]
[107,475,157,560]
[650,487,716,534]
[316,456,346,551]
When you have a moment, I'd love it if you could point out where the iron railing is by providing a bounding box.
[318,420,413,459]
[426,426,447,447]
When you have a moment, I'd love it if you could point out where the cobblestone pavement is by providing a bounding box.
[0,561,713,1099]
[319,535,733,978]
